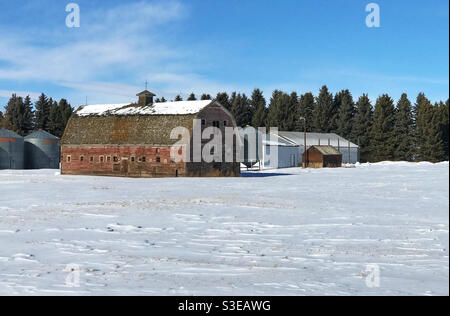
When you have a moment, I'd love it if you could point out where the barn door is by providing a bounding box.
[121,159,129,174]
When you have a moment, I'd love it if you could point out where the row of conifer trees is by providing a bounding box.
[0,93,73,138]
[176,87,449,163]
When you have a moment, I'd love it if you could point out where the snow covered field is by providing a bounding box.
[0,162,448,296]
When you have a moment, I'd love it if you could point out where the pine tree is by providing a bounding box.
[298,92,315,132]
[0,110,4,129]
[352,94,373,162]
[284,92,300,131]
[201,94,212,100]
[266,90,290,130]
[335,90,355,139]
[216,92,231,111]
[251,89,267,128]
[230,93,252,127]
[4,94,24,135]
[22,96,34,134]
[441,99,449,161]
[370,94,396,162]
[35,93,50,130]
[59,99,73,137]
[187,93,197,101]
[415,93,436,161]
[48,99,63,137]
[175,95,183,101]
[160,97,167,103]
[313,85,334,132]
[393,94,415,161]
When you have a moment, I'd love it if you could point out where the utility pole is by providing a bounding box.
[300,117,307,168]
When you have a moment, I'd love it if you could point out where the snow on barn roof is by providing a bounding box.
[76,100,214,117]
[311,145,342,156]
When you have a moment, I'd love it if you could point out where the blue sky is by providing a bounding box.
[0,0,448,108]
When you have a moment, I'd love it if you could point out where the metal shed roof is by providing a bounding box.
[312,145,342,156]
[0,129,23,138]
[276,131,358,148]
[25,130,60,140]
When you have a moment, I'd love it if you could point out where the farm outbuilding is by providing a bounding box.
[24,130,60,169]
[239,127,300,170]
[277,132,359,164]
[61,90,240,178]
[0,129,24,170]
[302,145,343,168]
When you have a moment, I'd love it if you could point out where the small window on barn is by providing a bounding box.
[224,120,228,126]
[107,156,111,163]
[201,119,206,126]
[156,157,161,163]
[113,156,119,163]
[141,156,146,162]
[131,156,136,162]
[156,148,161,154]
[99,156,104,163]
[67,155,71,163]
[80,155,84,162]
[90,156,94,163]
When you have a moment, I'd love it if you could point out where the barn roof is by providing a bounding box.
[76,100,214,117]
[62,100,230,146]
[0,129,23,138]
[276,131,358,148]
[311,145,342,156]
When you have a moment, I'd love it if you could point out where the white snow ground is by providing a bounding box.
[0,162,448,296]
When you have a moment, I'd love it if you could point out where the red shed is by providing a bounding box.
[302,145,342,168]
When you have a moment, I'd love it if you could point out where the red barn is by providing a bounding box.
[61,91,240,178]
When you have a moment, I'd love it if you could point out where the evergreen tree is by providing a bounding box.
[393,94,415,161]
[415,93,437,161]
[187,93,197,101]
[22,96,34,134]
[335,90,355,139]
[48,99,63,137]
[352,94,373,162]
[35,93,50,130]
[313,85,334,132]
[59,99,73,137]
[370,94,396,162]
[0,110,4,129]
[441,99,449,161]
[201,94,212,100]
[175,95,183,101]
[154,98,161,103]
[250,89,267,128]
[284,92,300,131]
[298,92,315,132]
[266,90,290,130]
[230,93,252,127]
[160,97,167,103]
[216,92,231,111]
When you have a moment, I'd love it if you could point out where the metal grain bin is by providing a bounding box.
[0,129,24,169]
[24,130,60,169]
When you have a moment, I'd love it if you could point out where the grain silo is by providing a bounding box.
[0,129,24,169]
[24,130,60,169]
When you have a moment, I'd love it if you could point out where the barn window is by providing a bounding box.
[107,156,111,163]
[90,156,94,163]
[156,148,161,154]
[201,119,206,126]
[113,156,119,163]
[67,155,71,163]
[131,156,135,162]
[156,157,161,163]
[80,155,84,162]
[99,156,104,163]
[224,120,228,126]
[141,156,146,162]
